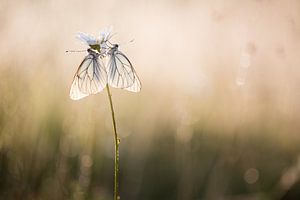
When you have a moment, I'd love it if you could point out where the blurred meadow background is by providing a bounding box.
[1,0,300,199]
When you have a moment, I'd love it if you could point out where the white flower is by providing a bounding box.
[76,27,113,54]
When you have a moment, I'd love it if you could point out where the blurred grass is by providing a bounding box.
[1,62,300,199]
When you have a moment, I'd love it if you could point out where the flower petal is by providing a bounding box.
[99,26,113,42]
[76,32,98,45]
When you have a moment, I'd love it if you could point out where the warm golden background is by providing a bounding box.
[1,0,300,199]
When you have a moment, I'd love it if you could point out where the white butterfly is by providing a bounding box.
[107,44,141,92]
[69,29,141,100]
[70,48,107,100]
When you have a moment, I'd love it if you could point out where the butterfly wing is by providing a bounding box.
[124,69,141,92]
[107,50,135,89]
[70,54,107,100]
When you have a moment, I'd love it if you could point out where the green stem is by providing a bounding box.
[106,85,120,200]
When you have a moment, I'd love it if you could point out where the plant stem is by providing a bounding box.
[106,85,120,200]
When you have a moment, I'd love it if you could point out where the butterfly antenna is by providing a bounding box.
[107,32,117,41]
[119,39,135,47]
[103,32,117,48]
[65,50,86,53]
[106,40,116,48]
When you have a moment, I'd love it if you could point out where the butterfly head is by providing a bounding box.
[87,48,100,57]
[111,44,119,51]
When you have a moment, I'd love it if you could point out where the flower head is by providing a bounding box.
[76,32,102,53]
[76,27,113,54]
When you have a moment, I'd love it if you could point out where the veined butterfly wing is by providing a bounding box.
[107,48,136,89]
[70,50,107,100]
[124,69,141,92]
